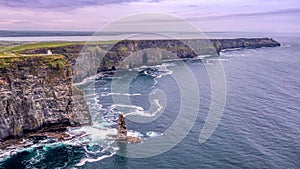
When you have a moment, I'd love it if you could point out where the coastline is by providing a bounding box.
[0,37,280,145]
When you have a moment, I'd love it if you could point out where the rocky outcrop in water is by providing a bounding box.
[0,56,91,142]
[117,113,127,140]
[116,113,141,143]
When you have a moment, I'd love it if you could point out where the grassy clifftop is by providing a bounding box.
[0,40,116,57]
[0,43,74,70]
[0,54,67,69]
[0,42,84,57]
[0,41,106,68]
[0,38,280,70]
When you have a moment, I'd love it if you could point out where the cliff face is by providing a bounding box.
[0,37,280,141]
[0,56,91,141]
[19,38,280,83]
[210,38,281,52]
[97,39,215,71]
[90,38,281,76]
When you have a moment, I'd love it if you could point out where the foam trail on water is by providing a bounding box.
[69,126,117,141]
[100,92,141,97]
[75,153,116,167]
[124,99,163,117]
[146,131,163,138]
[110,104,144,112]
[127,130,144,138]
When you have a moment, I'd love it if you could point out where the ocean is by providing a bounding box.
[0,32,299,168]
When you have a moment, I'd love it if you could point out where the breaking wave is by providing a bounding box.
[0,63,174,168]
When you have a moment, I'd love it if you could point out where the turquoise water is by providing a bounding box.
[0,34,299,168]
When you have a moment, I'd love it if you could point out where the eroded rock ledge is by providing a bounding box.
[0,55,91,142]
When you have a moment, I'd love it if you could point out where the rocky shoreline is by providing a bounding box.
[0,38,280,146]
[0,124,80,150]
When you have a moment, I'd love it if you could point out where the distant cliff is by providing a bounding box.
[0,55,91,141]
[210,38,280,52]
[97,38,280,70]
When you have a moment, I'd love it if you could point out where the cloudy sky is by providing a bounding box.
[0,0,299,32]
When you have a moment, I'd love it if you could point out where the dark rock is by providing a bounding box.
[0,56,91,141]
[117,113,127,140]
[116,113,141,143]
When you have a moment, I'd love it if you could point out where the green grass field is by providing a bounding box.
[0,54,67,69]
[0,40,117,57]
[0,40,118,68]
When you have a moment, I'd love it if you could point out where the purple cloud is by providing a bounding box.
[0,0,299,32]
[0,0,161,9]
[205,8,300,19]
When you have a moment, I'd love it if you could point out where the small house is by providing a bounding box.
[47,50,53,55]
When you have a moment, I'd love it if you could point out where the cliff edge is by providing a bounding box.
[0,55,91,141]
[16,38,280,83]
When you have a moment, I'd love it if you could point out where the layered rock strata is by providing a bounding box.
[20,38,280,83]
[0,37,280,142]
[0,55,91,141]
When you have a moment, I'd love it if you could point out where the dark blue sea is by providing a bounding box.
[0,33,299,168]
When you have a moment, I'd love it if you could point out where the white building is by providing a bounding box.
[47,50,53,55]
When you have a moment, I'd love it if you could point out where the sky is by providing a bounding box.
[0,0,299,32]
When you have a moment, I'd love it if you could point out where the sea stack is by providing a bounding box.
[116,113,141,143]
[117,113,127,140]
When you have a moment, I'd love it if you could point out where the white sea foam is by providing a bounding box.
[73,73,99,86]
[70,125,145,167]
[124,99,163,118]
[207,58,229,62]
[109,104,144,111]
[137,63,173,79]
[127,130,144,138]
[75,153,116,167]
[196,55,212,59]
[146,131,163,138]
[152,99,164,114]
[161,62,176,67]
[221,47,242,52]
[100,92,141,97]
[69,126,117,141]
